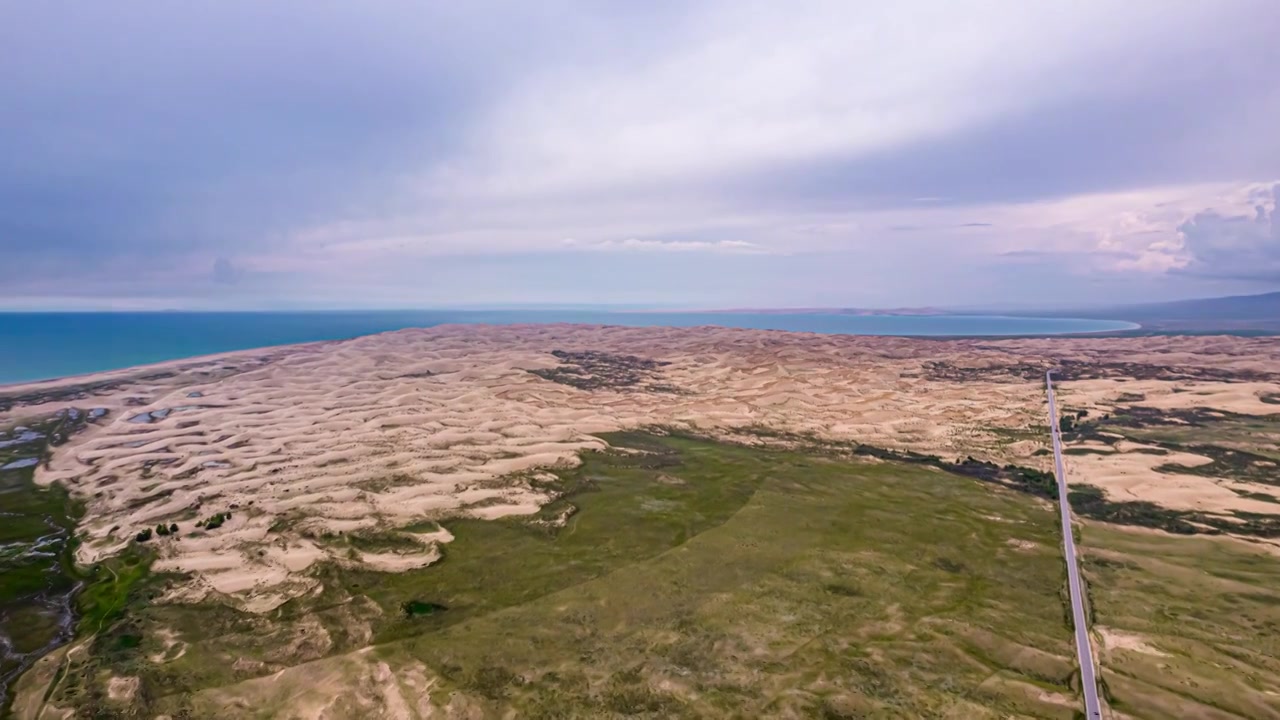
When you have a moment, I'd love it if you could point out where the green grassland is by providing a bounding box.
[1082,522,1280,719]
[32,432,1083,718]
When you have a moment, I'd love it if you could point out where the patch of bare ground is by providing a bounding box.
[1096,627,1169,657]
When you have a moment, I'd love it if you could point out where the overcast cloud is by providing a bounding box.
[2,1,1278,309]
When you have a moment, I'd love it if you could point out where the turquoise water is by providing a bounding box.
[0,311,1137,385]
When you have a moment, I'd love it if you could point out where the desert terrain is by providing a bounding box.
[3,324,1280,718]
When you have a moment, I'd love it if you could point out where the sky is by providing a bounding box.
[2,1,1279,311]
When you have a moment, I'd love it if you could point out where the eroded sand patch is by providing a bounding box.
[1097,626,1170,657]
[106,675,140,703]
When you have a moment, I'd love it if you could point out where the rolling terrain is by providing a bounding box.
[1,324,1279,718]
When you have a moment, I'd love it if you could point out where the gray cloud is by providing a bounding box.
[1178,185,1280,281]
[212,258,241,285]
[1,2,675,257]
[733,63,1280,212]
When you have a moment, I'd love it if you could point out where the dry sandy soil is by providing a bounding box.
[5,324,1280,612]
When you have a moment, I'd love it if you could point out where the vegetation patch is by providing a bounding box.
[195,511,231,530]
[0,374,173,413]
[1067,404,1280,451]
[344,530,424,554]
[1153,444,1280,486]
[843,444,1058,499]
[985,425,1050,444]
[1069,485,1280,538]
[1068,486,1202,535]
[401,600,447,618]
[923,359,1280,384]
[76,549,160,637]
[1064,404,1280,534]
[353,473,423,493]
[1231,488,1280,504]
[526,350,681,393]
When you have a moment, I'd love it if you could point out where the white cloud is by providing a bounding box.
[440,0,1239,200]
[257,180,1275,286]
[561,237,770,253]
[771,181,1280,281]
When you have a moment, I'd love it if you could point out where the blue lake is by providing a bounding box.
[0,310,1138,385]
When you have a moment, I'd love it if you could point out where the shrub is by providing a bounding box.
[201,511,232,530]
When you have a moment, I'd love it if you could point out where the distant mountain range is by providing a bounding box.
[706,306,946,316]
[1024,291,1280,333]
[1095,291,1280,320]
[711,291,1280,334]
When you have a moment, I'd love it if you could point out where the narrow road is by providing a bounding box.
[1046,370,1103,719]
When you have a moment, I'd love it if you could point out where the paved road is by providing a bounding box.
[1046,370,1103,719]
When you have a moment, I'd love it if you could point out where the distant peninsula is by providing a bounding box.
[687,306,950,316]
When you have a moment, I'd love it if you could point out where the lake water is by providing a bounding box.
[0,310,1138,385]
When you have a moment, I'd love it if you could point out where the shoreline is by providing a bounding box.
[0,342,319,396]
[0,316,1143,390]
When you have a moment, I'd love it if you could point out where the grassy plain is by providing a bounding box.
[1083,522,1280,719]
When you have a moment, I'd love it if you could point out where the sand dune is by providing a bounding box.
[6,324,1278,611]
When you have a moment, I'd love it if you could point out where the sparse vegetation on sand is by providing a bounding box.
[195,511,231,530]
[0,374,172,413]
[1055,402,1280,537]
[527,349,681,392]
[924,358,1280,384]
[1065,404,1280,461]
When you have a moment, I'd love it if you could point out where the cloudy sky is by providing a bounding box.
[2,1,1278,310]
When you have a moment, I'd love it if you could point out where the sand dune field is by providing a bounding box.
[5,324,1280,612]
